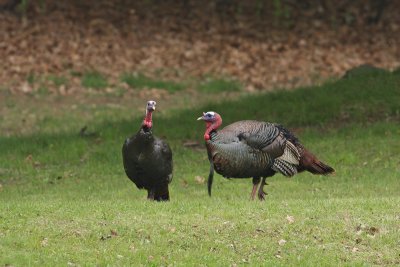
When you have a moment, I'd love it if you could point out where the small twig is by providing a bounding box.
[79,126,98,138]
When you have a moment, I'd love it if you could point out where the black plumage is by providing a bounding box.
[122,101,173,201]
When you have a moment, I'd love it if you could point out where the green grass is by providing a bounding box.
[121,73,185,92]
[27,73,35,85]
[48,75,68,87]
[81,71,108,89]
[37,86,49,96]
[197,77,242,93]
[1,72,400,266]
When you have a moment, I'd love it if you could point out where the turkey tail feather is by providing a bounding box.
[272,159,297,176]
[300,149,335,175]
[307,160,335,175]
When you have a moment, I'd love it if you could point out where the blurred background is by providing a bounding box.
[1,0,399,95]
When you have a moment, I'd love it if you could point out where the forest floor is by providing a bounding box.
[0,0,399,96]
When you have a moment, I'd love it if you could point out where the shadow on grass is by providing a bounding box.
[1,72,399,153]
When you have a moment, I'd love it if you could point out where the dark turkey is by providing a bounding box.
[122,100,173,201]
[198,111,334,200]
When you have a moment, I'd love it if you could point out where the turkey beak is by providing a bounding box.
[147,101,156,111]
[197,112,205,121]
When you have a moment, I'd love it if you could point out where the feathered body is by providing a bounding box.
[122,101,173,201]
[198,112,334,200]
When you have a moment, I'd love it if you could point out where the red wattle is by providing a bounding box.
[143,120,152,128]
[203,113,222,141]
[143,110,153,128]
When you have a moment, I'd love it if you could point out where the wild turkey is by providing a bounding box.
[197,111,334,200]
[122,100,173,201]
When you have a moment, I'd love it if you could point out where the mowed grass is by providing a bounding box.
[1,72,400,266]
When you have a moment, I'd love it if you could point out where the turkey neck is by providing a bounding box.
[142,109,153,130]
[204,115,222,141]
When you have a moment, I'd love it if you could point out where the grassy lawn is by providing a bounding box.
[0,72,399,266]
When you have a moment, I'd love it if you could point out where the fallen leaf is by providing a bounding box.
[21,82,32,93]
[110,230,118,236]
[41,237,48,247]
[286,215,295,224]
[368,226,379,236]
[59,85,67,95]
[181,180,188,188]
[194,176,205,184]
[73,230,82,237]
[25,154,33,162]
[33,161,41,168]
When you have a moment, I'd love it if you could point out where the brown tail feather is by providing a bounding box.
[300,149,335,175]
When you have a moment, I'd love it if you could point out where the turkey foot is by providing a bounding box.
[257,177,268,201]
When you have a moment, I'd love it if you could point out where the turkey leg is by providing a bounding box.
[147,189,155,200]
[257,177,268,200]
[251,177,261,200]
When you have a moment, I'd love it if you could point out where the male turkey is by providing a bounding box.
[122,100,173,201]
[197,111,334,200]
